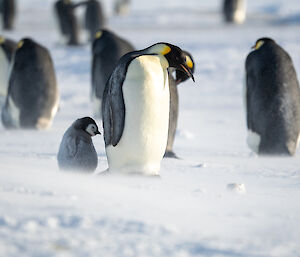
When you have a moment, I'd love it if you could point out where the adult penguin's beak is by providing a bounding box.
[179,63,195,82]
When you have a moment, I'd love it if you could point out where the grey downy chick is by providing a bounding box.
[57,117,100,172]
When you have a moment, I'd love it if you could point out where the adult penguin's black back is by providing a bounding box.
[84,0,105,41]
[91,29,134,118]
[0,0,16,30]
[54,0,79,45]
[1,38,59,129]
[245,37,300,156]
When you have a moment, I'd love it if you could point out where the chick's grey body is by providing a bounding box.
[246,38,300,155]
[92,29,134,118]
[1,38,59,129]
[57,118,99,172]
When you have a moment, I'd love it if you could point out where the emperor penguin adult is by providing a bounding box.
[84,0,105,42]
[91,29,134,118]
[223,0,246,24]
[114,0,130,16]
[0,36,17,105]
[165,50,195,158]
[54,0,80,45]
[245,37,300,156]
[102,42,195,175]
[0,0,16,30]
[1,38,59,129]
[57,117,100,172]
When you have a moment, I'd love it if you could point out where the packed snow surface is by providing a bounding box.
[1,0,300,256]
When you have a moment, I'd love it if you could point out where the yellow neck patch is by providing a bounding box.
[95,31,103,39]
[185,56,193,69]
[0,36,5,44]
[161,45,171,55]
[255,40,265,50]
[17,40,24,49]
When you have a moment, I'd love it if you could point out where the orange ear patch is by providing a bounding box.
[186,56,193,68]
[161,45,171,55]
[95,31,103,39]
[17,40,24,49]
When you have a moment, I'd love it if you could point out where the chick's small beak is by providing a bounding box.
[96,130,101,135]
[180,64,195,82]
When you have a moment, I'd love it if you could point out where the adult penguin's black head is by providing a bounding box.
[175,50,195,84]
[74,117,101,137]
[16,38,37,50]
[163,43,195,82]
[145,43,195,82]
[92,29,109,50]
[251,37,276,50]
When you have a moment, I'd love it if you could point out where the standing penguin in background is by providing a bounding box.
[57,117,100,172]
[114,0,130,16]
[223,0,246,24]
[54,0,80,45]
[84,0,105,42]
[102,43,194,175]
[165,50,195,158]
[0,0,16,30]
[91,29,134,118]
[0,36,17,106]
[245,37,300,156]
[1,38,59,129]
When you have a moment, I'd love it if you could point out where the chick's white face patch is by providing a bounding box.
[86,124,98,136]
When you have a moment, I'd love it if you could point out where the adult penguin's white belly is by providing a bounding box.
[106,55,170,175]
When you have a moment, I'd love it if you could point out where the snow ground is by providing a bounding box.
[1,0,300,256]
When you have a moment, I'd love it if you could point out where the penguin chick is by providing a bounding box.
[102,42,194,175]
[164,50,195,158]
[57,117,100,172]
[245,37,300,156]
[1,38,59,129]
[91,29,134,118]
[0,36,17,105]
